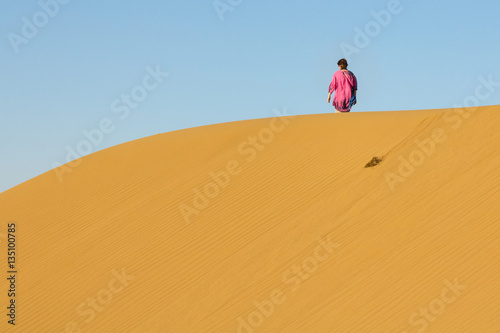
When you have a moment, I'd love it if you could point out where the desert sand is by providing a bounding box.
[1,106,499,332]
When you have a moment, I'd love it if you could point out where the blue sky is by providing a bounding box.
[1,0,500,192]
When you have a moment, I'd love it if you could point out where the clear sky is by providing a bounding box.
[1,0,500,193]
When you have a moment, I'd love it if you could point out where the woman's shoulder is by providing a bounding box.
[343,70,356,78]
[336,69,353,75]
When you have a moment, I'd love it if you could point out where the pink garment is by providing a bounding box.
[329,70,357,112]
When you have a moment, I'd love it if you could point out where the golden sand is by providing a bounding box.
[1,106,499,332]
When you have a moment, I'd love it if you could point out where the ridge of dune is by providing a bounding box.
[1,106,499,332]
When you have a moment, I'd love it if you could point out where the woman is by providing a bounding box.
[327,58,358,113]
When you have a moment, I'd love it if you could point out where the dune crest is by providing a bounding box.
[1,106,499,332]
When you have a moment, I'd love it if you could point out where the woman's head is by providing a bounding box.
[337,58,348,70]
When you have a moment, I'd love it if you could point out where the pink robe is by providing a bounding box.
[329,70,358,112]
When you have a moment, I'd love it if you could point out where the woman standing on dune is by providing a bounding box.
[327,58,358,113]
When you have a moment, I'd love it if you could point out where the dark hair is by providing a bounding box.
[337,58,348,69]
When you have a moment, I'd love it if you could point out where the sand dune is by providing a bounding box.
[1,106,499,332]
